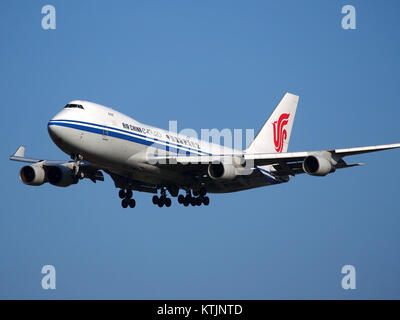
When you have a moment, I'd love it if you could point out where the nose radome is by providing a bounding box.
[48,120,62,145]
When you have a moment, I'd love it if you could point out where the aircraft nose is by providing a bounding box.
[48,119,62,144]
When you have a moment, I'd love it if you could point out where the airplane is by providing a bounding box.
[10,93,400,209]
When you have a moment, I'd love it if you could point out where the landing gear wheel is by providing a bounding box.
[125,189,133,199]
[183,199,189,207]
[121,199,128,208]
[178,194,185,204]
[119,189,126,199]
[152,195,159,205]
[158,197,165,207]
[165,198,172,207]
[195,197,202,206]
[203,196,210,206]
[129,199,136,208]
[190,197,196,206]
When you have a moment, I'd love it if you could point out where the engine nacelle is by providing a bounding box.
[302,155,334,176]
[208,162,237,180]
[19,165,46,186]
[47,165,78,187]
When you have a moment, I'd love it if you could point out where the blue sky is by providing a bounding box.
[1,0,400,299]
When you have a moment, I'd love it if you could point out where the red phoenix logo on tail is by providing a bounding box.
[272,113,290,153]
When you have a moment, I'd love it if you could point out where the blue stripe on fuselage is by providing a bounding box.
[50,119,209,155]
[256,166,281,184]
[48,120,210,156]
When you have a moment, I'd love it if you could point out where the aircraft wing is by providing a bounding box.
[9,145,71,165]
[10,145,104,182]
[148,142,400,169]
[332,143,400,156]
[10,146,45,163]
[244,142,400,166]
[10,145,81,165]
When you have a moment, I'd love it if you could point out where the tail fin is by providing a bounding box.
[246,92,299,154]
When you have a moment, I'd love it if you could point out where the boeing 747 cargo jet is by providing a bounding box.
[10,93,400,208]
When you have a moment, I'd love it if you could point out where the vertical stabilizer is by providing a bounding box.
[246,93,299,154]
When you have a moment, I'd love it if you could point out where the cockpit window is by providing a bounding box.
[64,104,84,110]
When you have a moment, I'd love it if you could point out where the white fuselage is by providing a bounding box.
[47,100,281,193]
[14,93,400,203]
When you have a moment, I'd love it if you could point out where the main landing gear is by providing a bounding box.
[117,187,210,208]
[119,189,136,209]
[177,189,209,207]
[152,188,172,208]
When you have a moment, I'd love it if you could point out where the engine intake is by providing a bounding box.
[302,155,334,176]
[19,165,46,186]
[208,162,236,180]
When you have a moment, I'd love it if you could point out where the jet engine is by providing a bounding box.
[47,165,78,187]
[302,155,335,176]
[19,165,46,186]
[208,162,236,180]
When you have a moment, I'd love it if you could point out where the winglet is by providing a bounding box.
[10,145,40,163]
[12,145,26,158]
